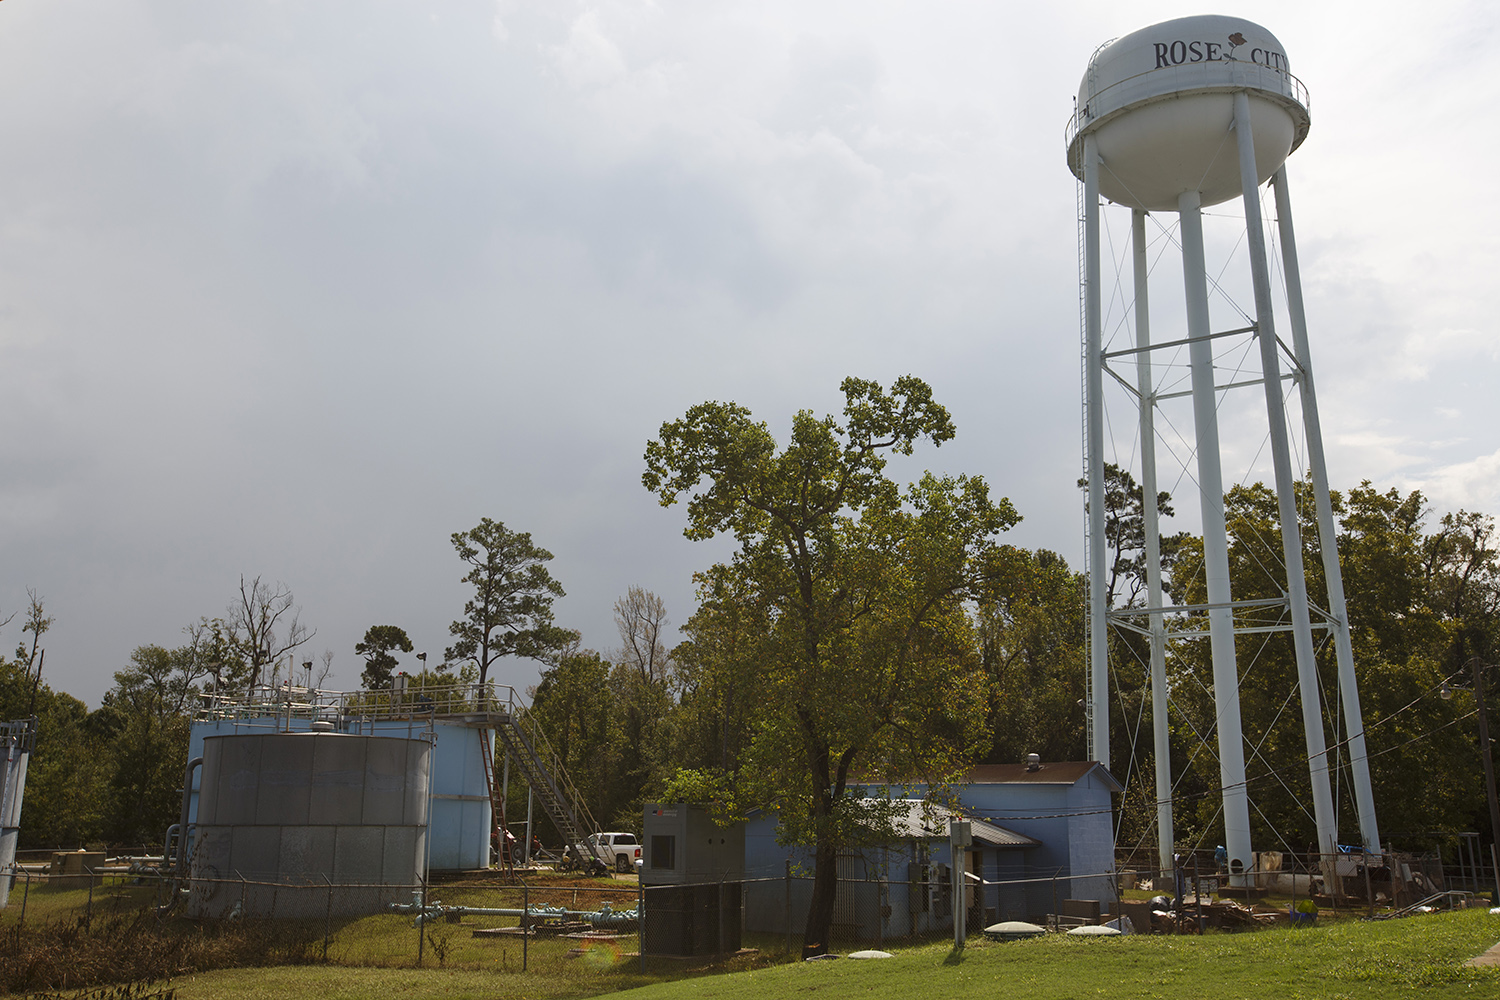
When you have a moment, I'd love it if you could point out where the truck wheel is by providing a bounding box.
[616,855,631,873]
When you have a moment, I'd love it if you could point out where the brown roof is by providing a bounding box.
[959,761,1122,791]
[849,761,1123,793]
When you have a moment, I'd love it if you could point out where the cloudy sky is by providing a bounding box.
[0,0,1494,705]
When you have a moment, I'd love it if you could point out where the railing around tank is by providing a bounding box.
[1064,62,1310,151]
[193,680,607,849]
[195,681,531,723]
[0,717,37,755]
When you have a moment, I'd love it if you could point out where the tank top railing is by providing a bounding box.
[195,681,528,723]
[1065,62,1309,150]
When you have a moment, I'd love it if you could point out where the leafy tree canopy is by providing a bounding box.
[356,624,413,690]
[644,375,1018,955]
[446,518,577,690]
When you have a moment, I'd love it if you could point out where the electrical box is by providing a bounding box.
[641,802,746,957]
[641,802,745,885]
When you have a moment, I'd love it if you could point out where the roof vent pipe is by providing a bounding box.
[1025,754,1041,772]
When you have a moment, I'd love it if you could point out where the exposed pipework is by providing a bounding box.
[157,755,203,913]
[389,892,639,930]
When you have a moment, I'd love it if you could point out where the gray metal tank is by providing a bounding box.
[187,731,431,918]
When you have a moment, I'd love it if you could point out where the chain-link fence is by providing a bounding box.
[1112,847,1478,914]
[1,844,1492,984]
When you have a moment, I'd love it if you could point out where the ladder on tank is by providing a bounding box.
[477,729,513,875]
[492,708,612,874]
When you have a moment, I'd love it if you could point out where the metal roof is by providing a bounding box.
[882,799,1040,850]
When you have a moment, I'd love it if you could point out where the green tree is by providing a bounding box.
[978,546,1087,766]
[644,375,1018,956]
[1158,480,1500,854]
[525,647,623,839]
[1078,463,1190,607]
[669,565,770,782]
[356,625,414,690]
[97,645,199,845]
[0,599,109,849]
[446,519,576,691]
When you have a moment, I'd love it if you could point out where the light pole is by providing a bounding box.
[1442,657,1500,901]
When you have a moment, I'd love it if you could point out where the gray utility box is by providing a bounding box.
[641,803,745,956]
[642,802,745,884]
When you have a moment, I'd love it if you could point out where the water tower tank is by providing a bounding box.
[1066,15,1310,211]
[187,732,431,919]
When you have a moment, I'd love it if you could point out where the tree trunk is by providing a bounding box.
[802,836,840,958]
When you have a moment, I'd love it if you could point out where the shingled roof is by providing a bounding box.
[959,761,1123,792]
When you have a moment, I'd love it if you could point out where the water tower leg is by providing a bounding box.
[1178,188,1253,884]
[1233,92,1341,887]
[1132,209,1174,877]
[1272,165,1382,854]
[1083,133,1110,769]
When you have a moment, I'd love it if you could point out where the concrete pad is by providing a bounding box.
[1464,941,1500,968]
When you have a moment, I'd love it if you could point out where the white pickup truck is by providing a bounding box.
[582,832,642,873]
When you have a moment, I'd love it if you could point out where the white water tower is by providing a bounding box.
[1068,15,1380,882]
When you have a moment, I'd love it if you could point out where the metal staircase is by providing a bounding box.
[492,701,612,873]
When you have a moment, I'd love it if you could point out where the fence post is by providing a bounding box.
[718,873,726,956]
[417,874,426,967]
[1363,852,1373,918]
[1193,854,1202,933]
[876,878,884,950]
[324,874,334,960]
[86,865,95,925]
[523,883,529,972]
[19,868,29,928]
[785,860,792,956]
[1050,871,1059,932]
[1290,855,1296,922]
[953,861,964,950]
[637,879,644,973]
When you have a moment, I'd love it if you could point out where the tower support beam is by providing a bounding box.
[1272,165,1382,854]
[1132,209,1174,874]
[1234,92,1341,882]
[1179,187,1253,883]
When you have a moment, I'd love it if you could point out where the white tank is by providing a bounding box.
[187,732,431,918]
[1066,15,1310,211]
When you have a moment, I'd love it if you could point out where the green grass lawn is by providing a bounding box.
[161,907,1500,1000]
[8,879,1497,1000]
[612,908,1500,1000]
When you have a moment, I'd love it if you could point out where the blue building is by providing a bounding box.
[186,685,497,872]
[742,759,1121,936]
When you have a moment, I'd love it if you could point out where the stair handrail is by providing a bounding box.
[500,698,609,867]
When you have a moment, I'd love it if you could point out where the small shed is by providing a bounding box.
[742,759,1122,933]
[953,761,1123,918]
[641,802,745,956]
[742,799,1038,939]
